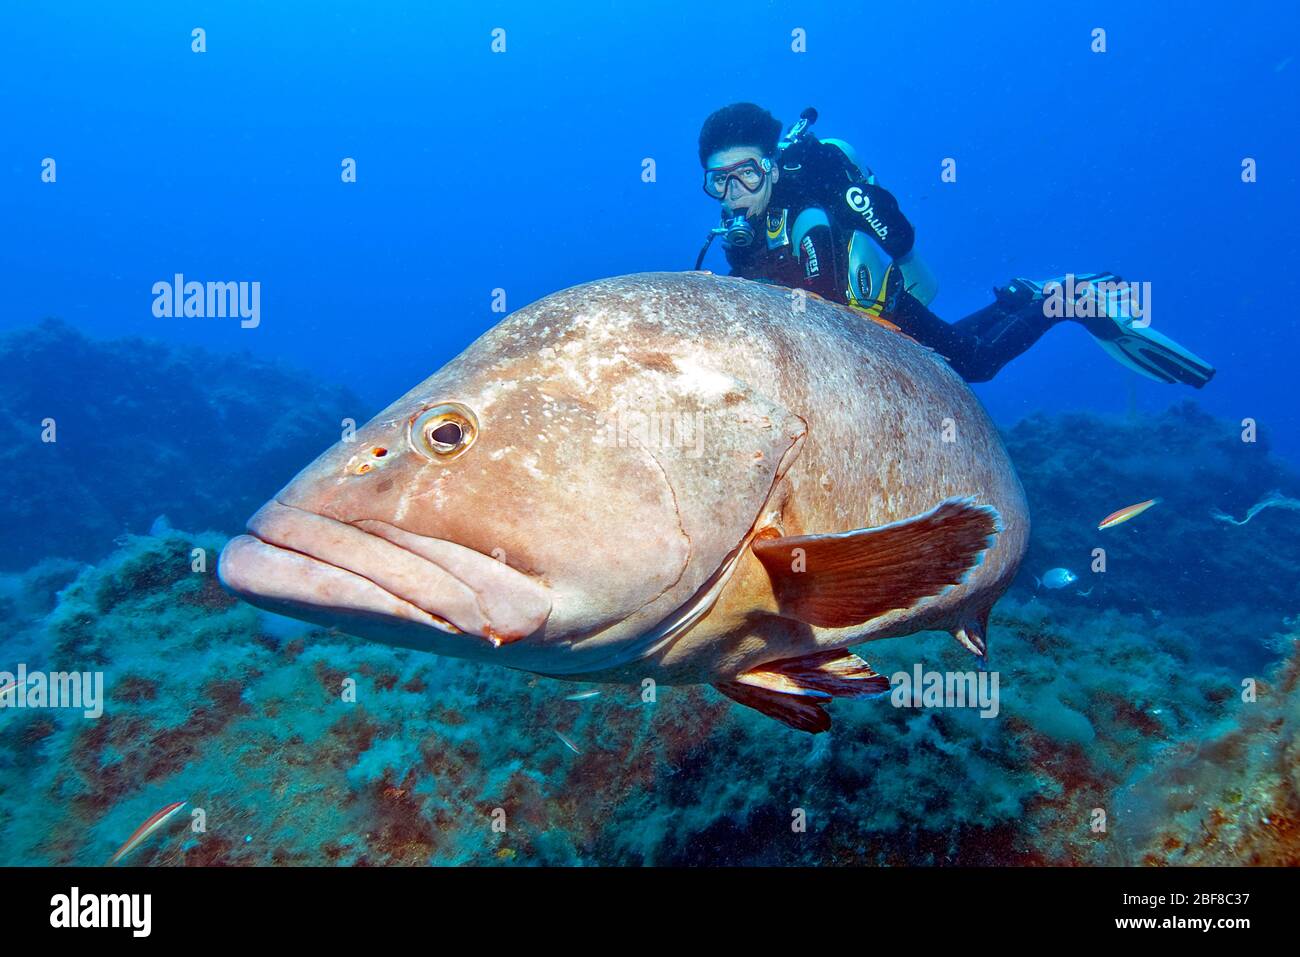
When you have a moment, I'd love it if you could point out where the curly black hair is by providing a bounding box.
[698,103,783,166]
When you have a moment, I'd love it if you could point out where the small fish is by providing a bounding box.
[564,690,602,702]
[1098,498,1159,530]
[1034,567,1077,590]
[0,680,20,701]
[553,730,582,755]
[108,801,187,866]
[1075,587,1094,597]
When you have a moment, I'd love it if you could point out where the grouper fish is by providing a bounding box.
[218,271,1029,732]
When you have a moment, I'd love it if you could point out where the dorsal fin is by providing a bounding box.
[751,497,1000,628]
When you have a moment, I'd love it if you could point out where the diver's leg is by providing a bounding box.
[947,284,1062,381]
[887,288,1055,383]
[943,273,1216,387]
[884,292,984,379]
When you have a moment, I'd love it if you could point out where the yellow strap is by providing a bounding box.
[847,264,895,325]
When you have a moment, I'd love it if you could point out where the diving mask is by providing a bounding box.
[702,157,773,199]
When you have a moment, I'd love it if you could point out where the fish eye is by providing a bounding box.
[430,422,461,446]
[410,403,478,461]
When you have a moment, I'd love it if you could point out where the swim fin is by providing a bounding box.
[1086,317,1216,388]
[1008,273,1216,388]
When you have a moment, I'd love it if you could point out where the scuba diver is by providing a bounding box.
[694,102,1215,387]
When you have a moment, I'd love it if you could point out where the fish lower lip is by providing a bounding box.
[219,534,464,634]
[218,502,551,642]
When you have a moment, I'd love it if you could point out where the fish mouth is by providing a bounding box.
[217,501,552,646]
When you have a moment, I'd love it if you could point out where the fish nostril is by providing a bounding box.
[345,445,394,477]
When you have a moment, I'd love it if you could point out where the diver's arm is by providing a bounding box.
[792,217,844,301]
[810,140,916,260]
[833,173,915,260]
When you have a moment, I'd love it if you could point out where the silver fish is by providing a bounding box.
[1036,567,1078,590]
[554,730,582,755]
[219,272,1028,733]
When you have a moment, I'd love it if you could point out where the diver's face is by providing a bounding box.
[705,146,778,221]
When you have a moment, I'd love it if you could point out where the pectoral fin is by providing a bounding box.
[751,497,1000,628]
[714,649,891,733]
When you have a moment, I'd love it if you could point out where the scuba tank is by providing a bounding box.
[778,107,818,154]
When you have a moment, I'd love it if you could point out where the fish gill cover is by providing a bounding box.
[0,323,1297,866]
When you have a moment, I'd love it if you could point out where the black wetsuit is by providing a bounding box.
[722,135,1057,383]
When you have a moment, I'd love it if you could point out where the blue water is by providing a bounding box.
[1,1,1299,867]
[3,1,1297,457]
